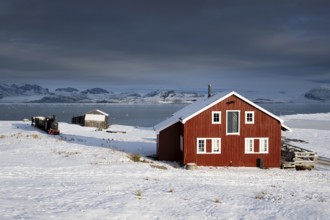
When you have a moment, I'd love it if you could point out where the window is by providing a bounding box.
[226,110,240,135]
[212,138,221,153]
[245,138,269,154]
[196,138,221,154]
[245,111,254,124]
[197,139,206,153]
[259,138,269,153]
[212,111,221,124]
[245,138,254,153]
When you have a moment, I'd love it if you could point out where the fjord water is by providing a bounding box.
[0,103,185,127]
[0,102,329,127]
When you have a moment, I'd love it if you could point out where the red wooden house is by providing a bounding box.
[154,91,291,167]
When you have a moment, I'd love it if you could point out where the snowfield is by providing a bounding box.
[0,113,329,219]
[281,113,330,158]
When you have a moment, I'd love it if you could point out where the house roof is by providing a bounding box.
[86,109,109,117]
[154,91,291,132]
[85,114,106,121]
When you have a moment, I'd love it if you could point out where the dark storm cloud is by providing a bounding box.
[0,0,329,91]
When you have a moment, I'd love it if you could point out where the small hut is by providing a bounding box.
[72,109,109,129]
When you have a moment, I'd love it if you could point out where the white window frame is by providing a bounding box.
[245,111,255,124]
[196,138,221,154]
[212,138,221,153]
[244,138,269,154]
[259,138,269,153]
[212,111,221,124]
[226,110,240,135]
[197,138,206,154]
[245,138,254,154]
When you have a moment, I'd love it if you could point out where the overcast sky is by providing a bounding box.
[1,0,329,93]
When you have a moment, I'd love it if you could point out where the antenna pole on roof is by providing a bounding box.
[208,84,212,98]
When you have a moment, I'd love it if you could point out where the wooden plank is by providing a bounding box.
[106,130,126,134]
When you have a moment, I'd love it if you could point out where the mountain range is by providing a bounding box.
[0,83,329,103]
[0,83,205,103]
[304,86,330,102]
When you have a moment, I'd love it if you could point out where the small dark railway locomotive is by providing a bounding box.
[31,115,60,135]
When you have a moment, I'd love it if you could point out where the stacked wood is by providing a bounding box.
[281,142,318,170]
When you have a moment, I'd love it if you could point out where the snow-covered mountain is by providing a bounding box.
[142,90,205,103]
[1,83,330,104]
[0,84,208,103]
[81,88,110,95]
[304,86,330,102]
[0,83,51,98]
[55,87,79,93]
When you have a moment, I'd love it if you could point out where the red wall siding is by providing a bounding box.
[183,95,282,167]
[158,122,183,162]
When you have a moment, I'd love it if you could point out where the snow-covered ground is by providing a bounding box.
[0,113,329,219]
[281,113,330,158]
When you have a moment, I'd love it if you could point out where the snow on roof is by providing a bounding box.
[85,114,106,121]
[154,91,291,132]
[33,116,46,120]
[87,109,109,117]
